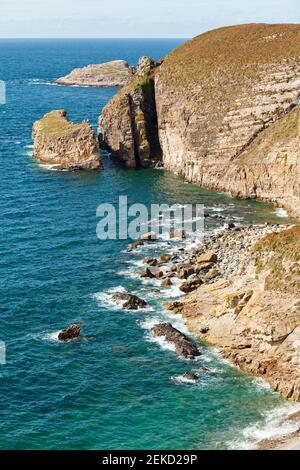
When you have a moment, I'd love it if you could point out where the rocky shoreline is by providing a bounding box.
[120,222,300,403]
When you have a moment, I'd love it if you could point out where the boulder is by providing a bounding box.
[58,324,81,341]
[55,60,133,87]
[180,275,203,293]
[140,231,157,241]
[205,268,220,280]
[182,372,198,382]
[195,262,214,273]
[151,323,201,359]
[144,257,158,266]
[161,277,172,287]
[111,293,147,310]
[153,269,164,279]
[127,240,144,251]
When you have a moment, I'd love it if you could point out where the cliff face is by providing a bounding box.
[167,226,300,401]
[99,57,162,168]
[32,110,101,170]
[55,60,133,87]
[99,24,300,216]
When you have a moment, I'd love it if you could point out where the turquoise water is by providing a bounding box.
[0,39,296,450]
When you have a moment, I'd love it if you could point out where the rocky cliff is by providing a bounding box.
[99,24,300,216]
[166,225,300,401]
[32,110,101,170]
[99,57,162,167]
[55,60,133,87]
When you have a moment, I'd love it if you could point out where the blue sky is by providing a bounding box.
[0,0,299,38]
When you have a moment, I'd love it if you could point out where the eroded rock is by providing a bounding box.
[111,293,147,310]
[55,60,133,87]
[58,324,80,341]
[32,110,101,170]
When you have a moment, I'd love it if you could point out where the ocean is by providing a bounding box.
[0,38,298,450]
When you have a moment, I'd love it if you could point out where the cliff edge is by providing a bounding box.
[32,110,101,170]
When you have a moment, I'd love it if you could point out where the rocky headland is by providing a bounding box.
[55,60,134,87]
[99,24,300,216]
[32,110,101,170]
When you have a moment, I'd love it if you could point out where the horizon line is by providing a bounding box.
[0,37,188,40]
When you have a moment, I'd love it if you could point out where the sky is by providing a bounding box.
[0,0,299,38]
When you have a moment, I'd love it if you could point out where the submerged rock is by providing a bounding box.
[32,110,101,170]
[140,267,155,278]
[111,293,147,310]
[151,322,201,359]
[55,60,133,87]
[58,324,81,341]
[99,56,162,168]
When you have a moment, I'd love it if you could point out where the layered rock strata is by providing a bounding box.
[32,110,101,170]
[55,60,133,87]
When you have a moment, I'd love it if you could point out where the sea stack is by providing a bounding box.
[32,110,101,170]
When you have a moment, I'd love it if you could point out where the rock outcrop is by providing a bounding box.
[32,110,101,170]
[58,324,81,341]
[55,60,133,87]
[166,225,300,400]
[111,293,147,310]
[99,24,300,217]
[99,56,162,167]
[151,323,201,359]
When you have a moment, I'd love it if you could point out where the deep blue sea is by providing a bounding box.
[0,39,298,450]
